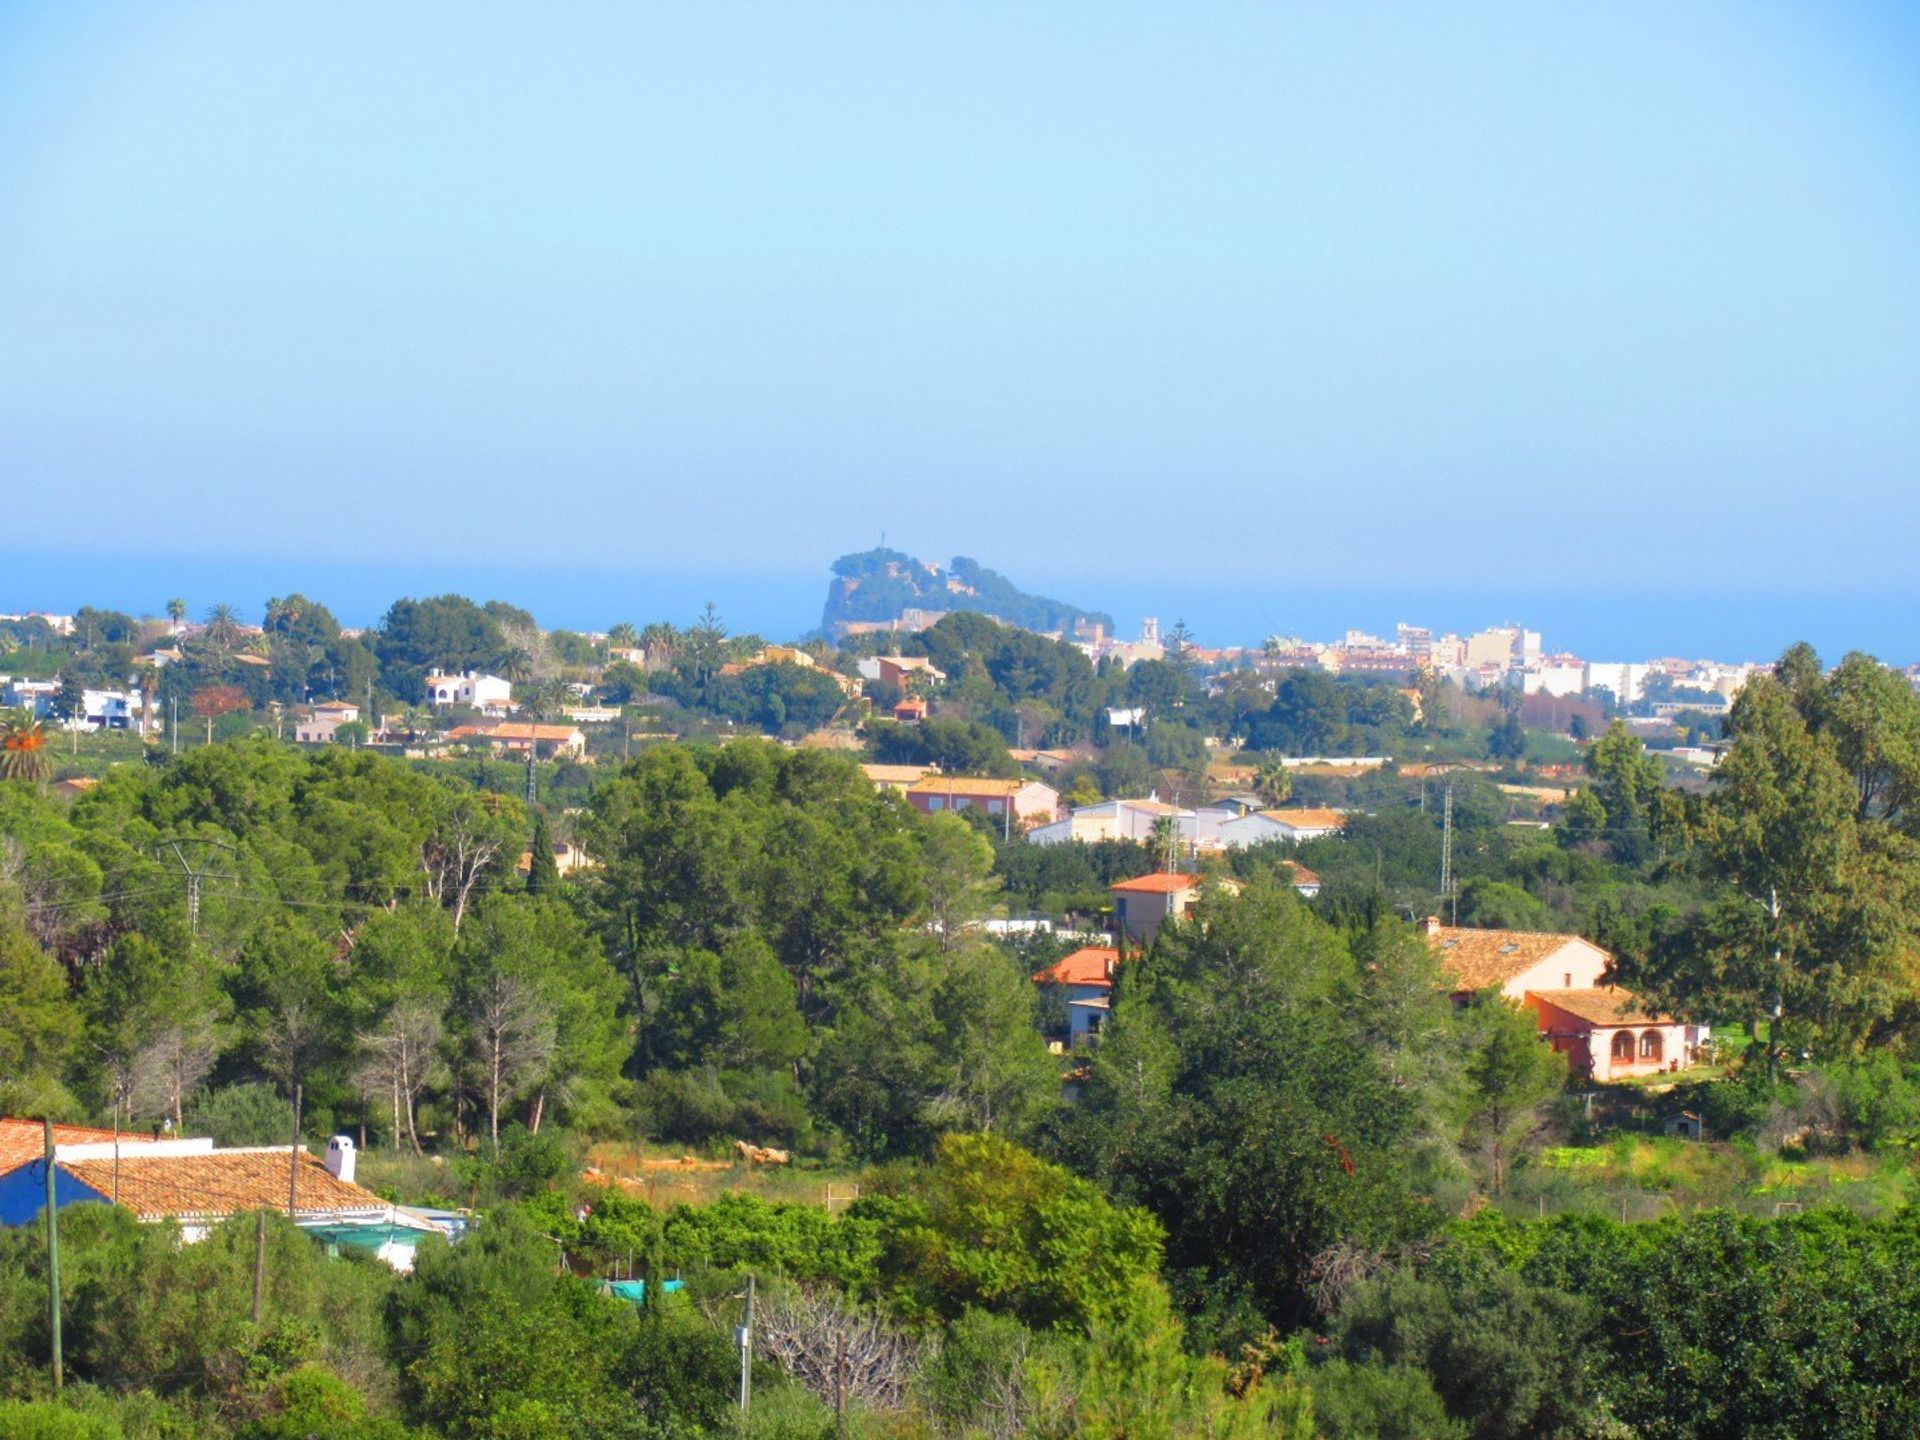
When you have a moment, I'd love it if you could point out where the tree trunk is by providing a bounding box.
[489,1038,503,1149]
[530,1088,546,1135]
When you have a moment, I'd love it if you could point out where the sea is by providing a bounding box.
[0,551,1909,666]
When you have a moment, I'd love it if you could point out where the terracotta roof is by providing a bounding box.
[907,776,1031,798]
[1033,946,1120,988]
[1528,987,1674,1028]
[0,1119,165,1169]
[60,1148,388,1222]
[1281,860,1322,887]
[450,722,582,742]
[860,763,933,784]
[1430,926,1599,991]
[1111,872,1200,895]
[1257,807,1348,830]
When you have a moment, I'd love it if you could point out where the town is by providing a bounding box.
[2,563,1918,1438]
[5,1,1915,1434]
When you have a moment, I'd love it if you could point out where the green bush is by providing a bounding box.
[1830,1054,1920,1151]
[662,1192,882,1293]
[0,1401,125,1440]
[1308,1359,1465,1440]
[183,1084,294,1148]
[857,1133,1165,1333]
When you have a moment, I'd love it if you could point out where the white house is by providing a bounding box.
[1033,945,1121,1047]
[0,1130,456,1271]
[1027,797,1185,846]
[1216,808,1348,846]
[295,702,361,744]
[423,671,513,711]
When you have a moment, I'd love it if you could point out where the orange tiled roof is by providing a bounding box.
[1111,872,1200,895]
[1033,946,1120,988]
[0,1118,165,1169]
[1528,987,1673,1028]
[1430,926,1598,991]
[60,1148,388,1222]
[860,763,934,784]
[907,776,1028,798]
[452,722,581,742]
[1282,860,1322,887]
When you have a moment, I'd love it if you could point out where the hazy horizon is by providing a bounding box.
[4,4,1917,642]
[0,546,1906,665]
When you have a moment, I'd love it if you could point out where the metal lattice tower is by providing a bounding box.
[153,838,236,937]
[1439,779,1456,922]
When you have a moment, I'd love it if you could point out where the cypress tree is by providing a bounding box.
[526,811,559,894]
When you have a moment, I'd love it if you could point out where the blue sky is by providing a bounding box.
[2,4,1917,648]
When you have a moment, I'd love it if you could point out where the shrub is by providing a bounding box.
[184,1084,294,1147]
[1309,1359,1466,1440]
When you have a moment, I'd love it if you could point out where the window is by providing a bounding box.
[1640,1031,1664,1062]
[1564,973,1572,987]
[1611,1031,1635,1062]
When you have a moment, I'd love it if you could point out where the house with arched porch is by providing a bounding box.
[1424,918,1708,1081]
[1525,988,1697,1082]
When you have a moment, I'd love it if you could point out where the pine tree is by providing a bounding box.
[526,812,559,895]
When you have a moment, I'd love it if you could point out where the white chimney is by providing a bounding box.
[325,1135,356,1185]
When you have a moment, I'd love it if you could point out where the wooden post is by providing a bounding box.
[43,1118,62,1394]
[834,1329,848,1438]
[737,1273,755,1413]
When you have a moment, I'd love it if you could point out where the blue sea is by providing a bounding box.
[0,551,1908,666]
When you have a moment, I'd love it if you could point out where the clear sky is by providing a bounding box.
[2,3,1917,648]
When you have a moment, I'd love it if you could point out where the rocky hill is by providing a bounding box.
[821,549,1113,639]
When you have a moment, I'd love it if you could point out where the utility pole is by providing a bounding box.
[737,1273,755,1414]
[525,740,538,806]
[170,696,179,756]
[1439,778,1456,924]
[43,1118,62,1395]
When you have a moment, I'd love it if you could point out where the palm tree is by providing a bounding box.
[1147,814,1183,873]
[166,598,186,636]
[526,678,573,721]
[135,662,162,737]
[606,621,639,650]
[498,648,534,684]
[203,603,241,651]
[0,711,51,783]
[638,622,680,672]
[1254,760,1292,809]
